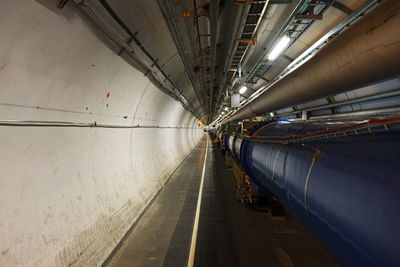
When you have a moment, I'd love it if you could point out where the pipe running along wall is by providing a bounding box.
[223,118,400,266]
[0,1,202,266]
[226,0,400,122]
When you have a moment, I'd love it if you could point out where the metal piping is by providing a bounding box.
[243,0,308,85]
[0,120,198,129]
[215,1,268,112]
[70,1,199,118]
[226,0,400,122]
[193,0,211,118]
[238,0,379,112]
[209,0,219,116]
[258,0,379,93]
[98,0,172,88]
[307,106,400,120]
[214,3,249,113]
[212,3,247,114]
[156,0,205,117]
[277,89,400,117]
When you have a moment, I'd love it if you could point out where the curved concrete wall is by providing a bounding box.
[0,1,202,266]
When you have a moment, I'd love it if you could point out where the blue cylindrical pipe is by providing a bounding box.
[224,133,230,152]
[232,136,242,161]
[234,121,400,266]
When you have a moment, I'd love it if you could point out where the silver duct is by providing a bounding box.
[226,0,400,122]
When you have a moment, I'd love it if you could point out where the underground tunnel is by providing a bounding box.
[1,0,400,266]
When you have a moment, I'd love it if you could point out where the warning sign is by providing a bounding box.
[182,8,191,18]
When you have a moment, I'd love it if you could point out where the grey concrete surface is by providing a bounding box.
[109,137,337,267]
[108,138,208,267]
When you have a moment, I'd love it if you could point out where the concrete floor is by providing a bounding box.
[106,136,338,267]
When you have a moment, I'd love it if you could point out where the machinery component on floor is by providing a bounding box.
[232,161,268,210]
[232,162,253,204]
[235,180,253,205]
[223,117,400,266]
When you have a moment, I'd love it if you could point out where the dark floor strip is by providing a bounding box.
[109,137,207,267]
[193,141,338,267]
[109,136,337,267]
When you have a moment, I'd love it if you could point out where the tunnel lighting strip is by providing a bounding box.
[209,109,234,127]
[187,139,209,267]
[0,120,198,129]
[246,0,377,101]
[223,0,379,123]
[267,35,291,61]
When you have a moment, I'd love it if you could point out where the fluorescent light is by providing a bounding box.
[239,86,247,94]
[267,35,291,61]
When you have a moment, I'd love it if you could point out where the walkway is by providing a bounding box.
[106,135,337,267]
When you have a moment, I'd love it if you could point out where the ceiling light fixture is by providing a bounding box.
[224,107,229,111]
[267,35,291,61]
[239,86,247,94]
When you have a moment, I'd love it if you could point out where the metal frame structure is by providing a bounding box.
[223,0,386,124]
[214,0,269,117]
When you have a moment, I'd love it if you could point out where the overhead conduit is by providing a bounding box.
[81,0,200,118]
[225,0,400,122]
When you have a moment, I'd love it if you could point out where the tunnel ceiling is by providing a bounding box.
[95,0,368,123]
